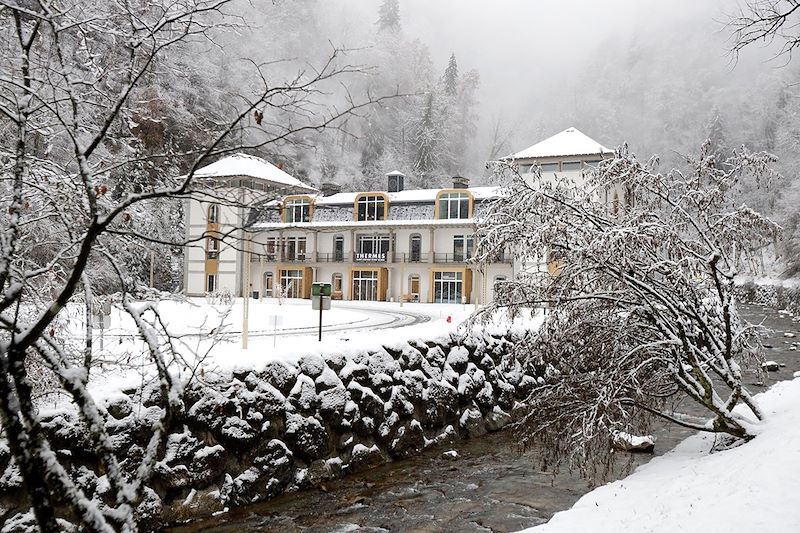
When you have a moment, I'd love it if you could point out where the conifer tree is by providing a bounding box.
[377,0,401,32]
[443,53,459,96]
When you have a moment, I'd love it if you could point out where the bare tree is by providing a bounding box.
[475,143,779,480]
[729,0,800,59]
[0,1,393,530]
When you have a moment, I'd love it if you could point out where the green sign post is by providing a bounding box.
[312,283,332,341]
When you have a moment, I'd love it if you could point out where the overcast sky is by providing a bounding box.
[324,1,762,140]
[409,1,741,108]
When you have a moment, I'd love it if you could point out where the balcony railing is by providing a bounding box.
[434,253,472,264]
[250,253,306,263]
[251,253,277,262]
[394,252,428,263]
[317,252,348,263]
[249,250,513,264]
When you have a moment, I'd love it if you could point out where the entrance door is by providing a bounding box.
[352,270,379,301]
[434,271,463,303]
[280,269,304,298]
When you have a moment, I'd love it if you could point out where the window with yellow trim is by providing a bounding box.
[284,197,312,223]
[356,194,387,221]
[437,191,471,219]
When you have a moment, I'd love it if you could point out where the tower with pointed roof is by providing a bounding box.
[509,127,613,183]
[184,153,317,297]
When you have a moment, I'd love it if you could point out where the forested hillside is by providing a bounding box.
[5,0,800,288]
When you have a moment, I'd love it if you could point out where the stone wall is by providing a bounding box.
[0,329,540,531]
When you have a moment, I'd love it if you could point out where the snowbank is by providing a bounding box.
[519,377,800,533]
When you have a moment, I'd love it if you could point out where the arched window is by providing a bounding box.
[409,233,422,262]
[207,203,219,224]
[332,273,343,298]
[624,186,634,209]
[436,190,473,220]
[333,234,344,261]
[283,196,313,223]
[355,193,388,221]
[493,275,508,301]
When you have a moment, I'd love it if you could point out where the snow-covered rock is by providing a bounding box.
[459,406,487,438]
[612,432,656,453]
[284,413,329,461]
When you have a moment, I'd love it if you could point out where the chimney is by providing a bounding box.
[452,176,469,189]
[387,170,405,192]
[320,182,341,196]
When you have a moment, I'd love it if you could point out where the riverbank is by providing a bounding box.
[160,304,800,533]
[521,303,800,533]
[522,376,800,533]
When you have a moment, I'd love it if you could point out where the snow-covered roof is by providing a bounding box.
[313,186,502,205]
[193,153,317,192]
[251,218,478,231]
[510,127,613,160]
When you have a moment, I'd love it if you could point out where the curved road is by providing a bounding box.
[231,303,433,339]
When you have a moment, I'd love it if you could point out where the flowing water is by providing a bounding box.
[164,304,800,533]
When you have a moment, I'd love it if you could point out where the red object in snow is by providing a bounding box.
[446,315,452,323]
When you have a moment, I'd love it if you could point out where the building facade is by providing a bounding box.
[244,176,512,305]
[182,128,614,303]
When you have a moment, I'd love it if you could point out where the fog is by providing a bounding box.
[322,0,769,154]
[219,0,798,224]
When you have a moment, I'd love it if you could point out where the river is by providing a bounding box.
[163,304,800,533]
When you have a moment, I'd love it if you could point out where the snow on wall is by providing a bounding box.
[0,330,543,531]
[311,204,352,222]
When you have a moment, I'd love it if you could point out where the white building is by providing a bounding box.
[507,127,616,275]
[182,127,613,303]
[244,176,512,305]
[511,126,613,185]
[183,154,317,297]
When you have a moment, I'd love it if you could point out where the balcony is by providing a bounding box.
[434,253,471,264]
[249,253,306,263]
[317,252,349,263]
[251,253,277,262]
[248,250,513,265]
[394,252,429,263]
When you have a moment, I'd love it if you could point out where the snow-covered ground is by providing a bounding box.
[71,297,541,402]
[520,377,800,533]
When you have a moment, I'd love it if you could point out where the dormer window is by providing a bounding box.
[436,190,472,220]
[355,193,388,221]
[207,203,219,224]
[283,196,313,223]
